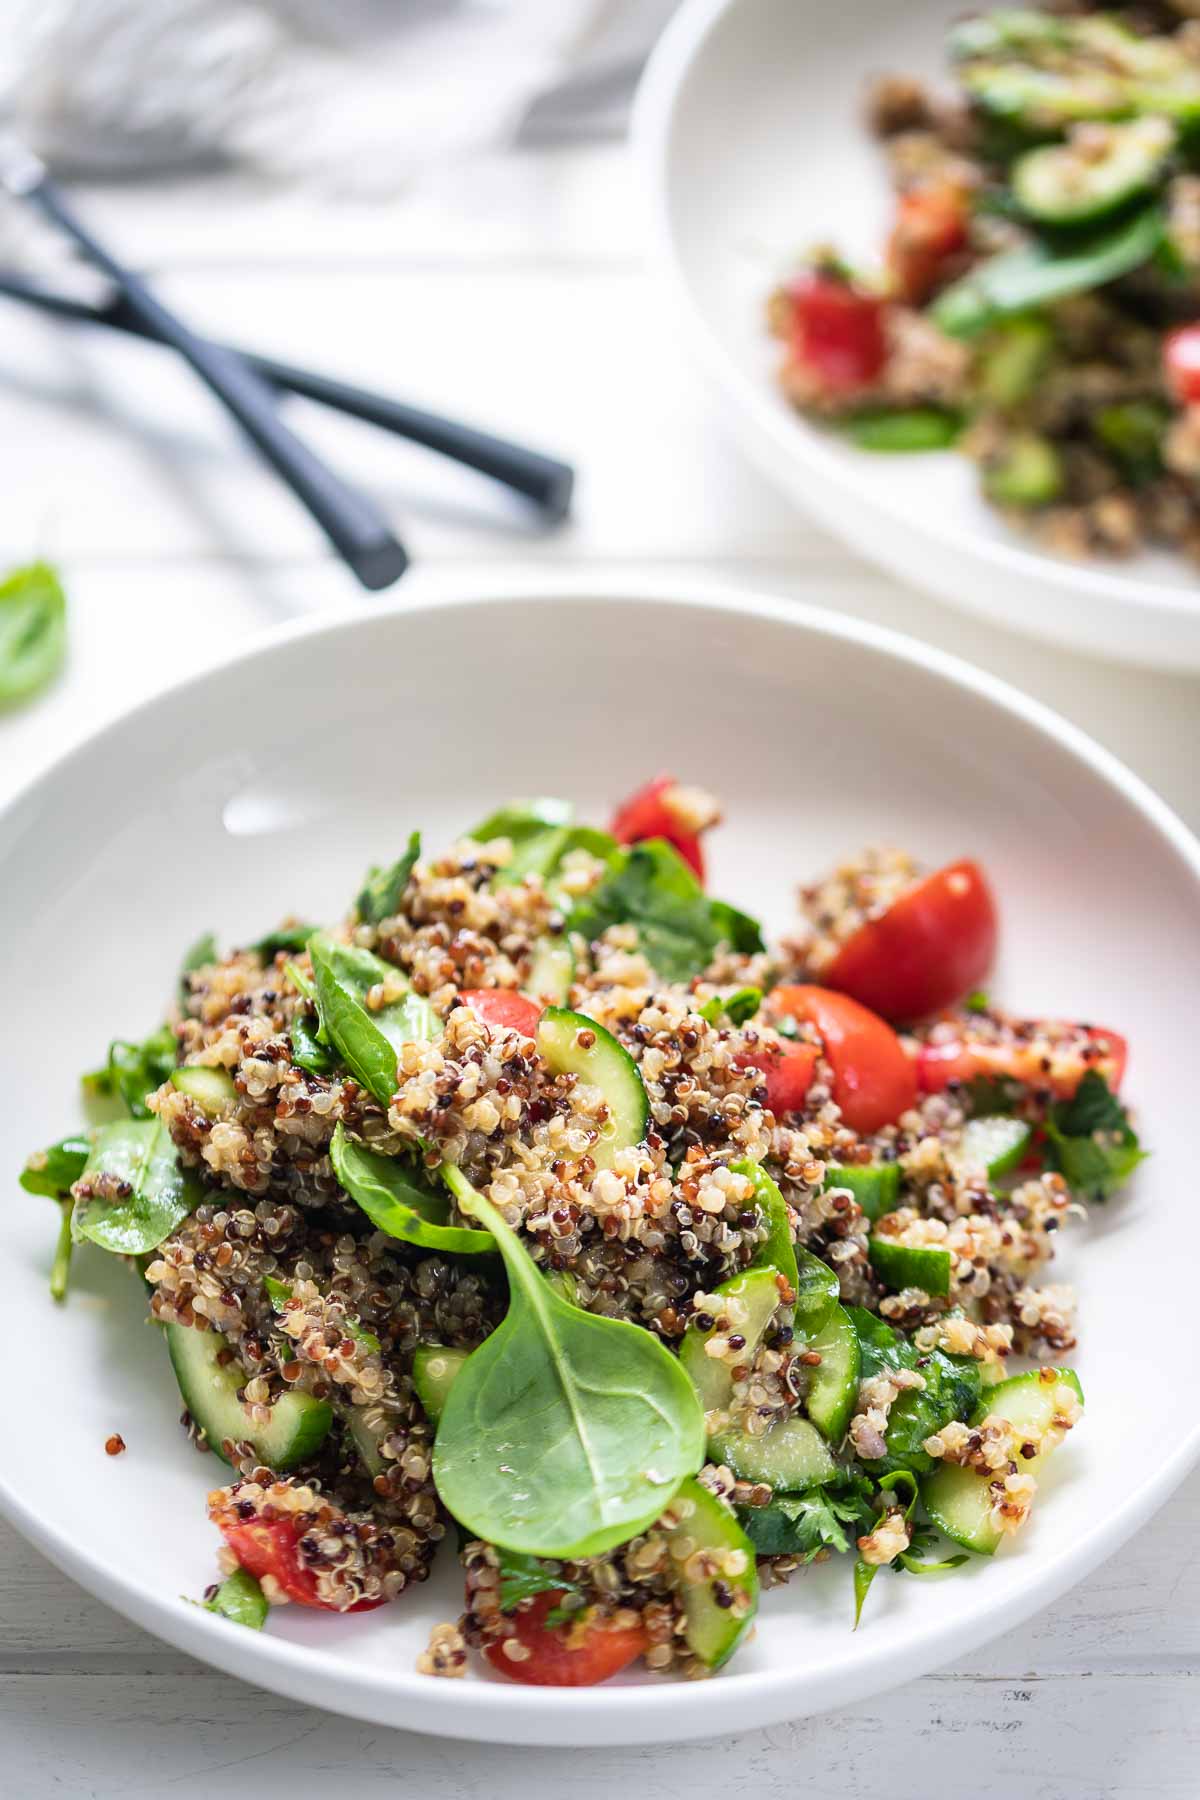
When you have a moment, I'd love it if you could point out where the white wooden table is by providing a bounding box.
[1,139,1197,1798]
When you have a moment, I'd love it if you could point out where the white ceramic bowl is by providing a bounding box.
[2,578,1197,1745]
[635,0,1200,670]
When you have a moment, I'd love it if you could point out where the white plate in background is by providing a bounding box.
[635,0,1200,669]
[1,577,1197,1744]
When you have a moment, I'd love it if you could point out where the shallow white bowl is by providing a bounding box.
[2,578,1197,1745]
[635,0,1200,670]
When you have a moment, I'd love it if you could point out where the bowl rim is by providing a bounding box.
[3,571,1199,1743]
[631,0,1200,625]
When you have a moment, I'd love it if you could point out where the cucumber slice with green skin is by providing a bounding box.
[869,1235,952,1298]
[922,1368,1084,1554]
[412,1343,469,1425]
[710,1416,836,1489]
[170,1065,237,1118]
[822,1162,899,1224]
[803,1304,861,1443]
[982,433,1063,508]
[679,1266,784,1414]
[1013,118,1174,228]
[951,1115,1033,1182]
[661,1476,758,1670]
[524,937,575,1006]
[165,1322,332,1469]
[535,1007,649,1171]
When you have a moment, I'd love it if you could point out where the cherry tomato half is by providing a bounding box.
[1164,324,1200,405]
[611,775,706,881]
[787,274,889,395]
[215,1516,385,1613]
[735,1039,819,1117]
[769,985,917,1134]
[460,989,544,1038]
[888,182,969,304]
[824,859,997,1022]
[484,1592,648,1687]
[916,1023,1127,1101]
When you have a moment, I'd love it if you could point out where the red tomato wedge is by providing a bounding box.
[824,859,997,1022]
[787,274,888,395]
[484,1592,648,1687]
[1164,324,1200,404]
[888,182,969,304]
[611,775,706,881]
[769,985,917,1134]
[216,1517,385,1613]
[460,989,544,1038]
[735,1040,819,1117]
[916,1024,1127,1100]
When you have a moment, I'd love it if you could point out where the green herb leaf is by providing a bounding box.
[263,1267,382,1354]
[308,934,437,1109]
[83,1024,178,1119]
[468,799,575,842]
[735,1159,799,1294]
[20,1133,91,1199]
[251,923,317,961]
[699,986,763,1027]
[179,932,217,1003]
[740,1473,876,1560]
[330,1124,496,1255]
[290,1009,340,1077]
[49,1200,73,1303]
[1043,1070,1147,1199]
[432,1164,705,1558]
[569,840,764,982]
[897,1549,970,1576]
[0,561,67,707]
[357,831,421,926]
[849,1308,982,1474]
[72,1118,201,1255]
[845,408,961,452]
[202,1568,268,1630]
[496,1550,586,1613]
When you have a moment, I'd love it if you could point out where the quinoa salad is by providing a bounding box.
[769,2,1200,564]
[21,778,1145,1684]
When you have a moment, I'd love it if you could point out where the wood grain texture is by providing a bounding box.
[1,137,1198,1791]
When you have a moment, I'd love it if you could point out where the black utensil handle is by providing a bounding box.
[27,180,407,590]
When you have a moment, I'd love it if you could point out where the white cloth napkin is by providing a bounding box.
[0,0,678,188]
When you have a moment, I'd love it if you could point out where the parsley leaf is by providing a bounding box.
[569,840,764,982]
[740,1474,875,1561]
[1043,1071,1146,1199]
[849,1308,981,1475]
[496,1550,585,1613]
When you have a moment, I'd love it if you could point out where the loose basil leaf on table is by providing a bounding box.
[82,1023,178,1119]
[72,1118,201,1255]
[1043,1070,1147,1199]
[330,1124,495,1255]
[569,839,764,982]
[0,561,67,706]
[357,831,421,926]
[20,1133,92,1199]
[308,933,437,1109]
[432,1165,705,1559]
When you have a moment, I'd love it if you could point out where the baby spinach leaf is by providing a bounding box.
[739,1473,875,1560]
[330,1125,495,1255]
[308,933,437,1109]
[357,831,421,926]
[20,1133,91,1199]
[83,1024,178,1119]
[290,1010,340,1078]
[202,1568,268,1630]
[496,1550,586,1614]
[569,840,764,982]
[468,798,574,842]
[849,1308,981,1475]
[179,932,217,1002]
[251,923,316,960]
[1043,1070,1147,1199]
[0,561,67,706]
[500,824,616,892]
[432,1165,705,1558]
[71,1118,201,1255]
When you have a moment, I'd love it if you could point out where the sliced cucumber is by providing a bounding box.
[679,1266,783,1415]
[803,1304,861,1443]
[982,432,1063,508]
[950,1115,1032,1183]
[535,1006,649,1170]
[735,1159,798,1292]
[823,1161,899,1223]
[524,937,574,1007]
[869,1235,952,1298]
[413,1343,469,1425]
[1013,117,1173,228]
[710,1416,835,1489]
[170,1065,237,1118]
[661,1476,758,1670]
[165,1322,332,1469]
[922,1367,1084,1555]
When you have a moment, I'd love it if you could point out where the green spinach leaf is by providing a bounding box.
[468,799,574,843]
[72,1118,201,1255]
[569,840,764,982]
[330,1125,495,1255]
[432,1165,705,1558]
[82,1024,177,1118]
[202,1568,268,1630]
[849,1308,981,1475]
[357,831,421,926]
[179,932,217,1003]
[251,923,317,960]
[309,933,437,1109]
[0,561,67,706]
[1043,1070,1146,1199]
[20,1133,91,1198]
